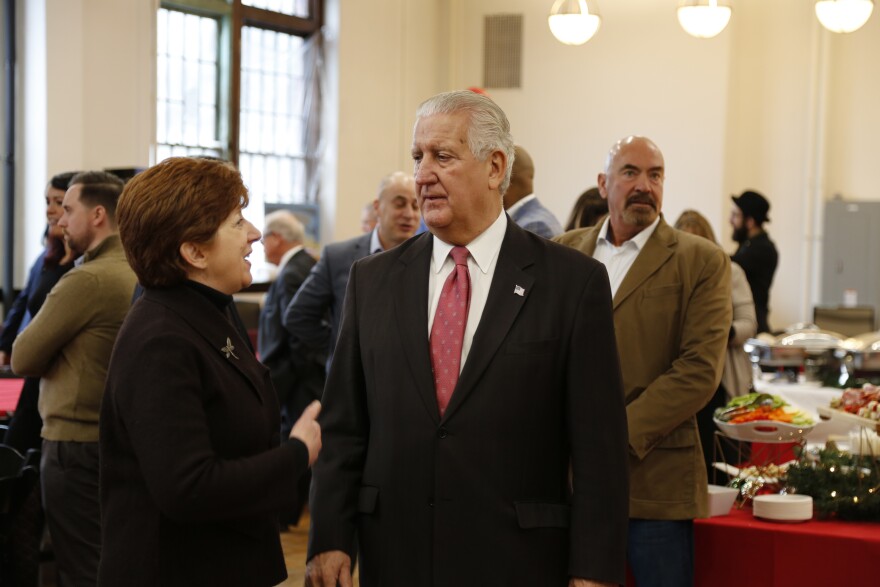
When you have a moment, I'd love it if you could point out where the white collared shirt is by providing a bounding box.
[428,209,507,372]
[593,215,660,298]
[369,228,385,254]
[505,193,536,217]
[277,245,304,271]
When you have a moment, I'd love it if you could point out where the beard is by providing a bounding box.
[64,229,91,256]
[732,225,749,243]
[622,193,658,227]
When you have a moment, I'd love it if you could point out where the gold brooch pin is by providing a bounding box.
[221,337,239,360]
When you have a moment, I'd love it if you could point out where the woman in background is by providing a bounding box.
[675,210,757,473]
[1,171,78,452]
[99,157,321,586]
[0,171,77,587]
[564,187,608,230]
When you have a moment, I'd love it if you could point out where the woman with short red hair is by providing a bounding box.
[99,157,321,587]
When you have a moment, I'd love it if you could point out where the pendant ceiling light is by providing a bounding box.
[815,0,874,33]
[548,0,602,46]
[677,0,732,39]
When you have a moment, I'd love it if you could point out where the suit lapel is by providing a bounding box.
[146,287,269,404]
[612,218,676,309]
[392,233,440,423]
[443,221,535,421]
[350,233,371,264]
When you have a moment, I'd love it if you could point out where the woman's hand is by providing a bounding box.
[290,400,322,465]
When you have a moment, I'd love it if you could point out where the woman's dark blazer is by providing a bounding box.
[99,285,309,587]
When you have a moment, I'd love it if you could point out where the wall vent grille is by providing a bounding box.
[483,14,523,89]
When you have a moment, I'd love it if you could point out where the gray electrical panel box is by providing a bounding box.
[821,199,880,330]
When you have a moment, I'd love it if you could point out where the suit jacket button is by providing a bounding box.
[437,427,448,439]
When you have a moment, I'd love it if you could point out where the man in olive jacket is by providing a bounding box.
[12,171,137,587]
[555,136,731,587]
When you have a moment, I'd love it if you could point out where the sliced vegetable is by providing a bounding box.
[714,393,814,426]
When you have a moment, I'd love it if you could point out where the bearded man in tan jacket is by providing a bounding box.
[555,136,731,587]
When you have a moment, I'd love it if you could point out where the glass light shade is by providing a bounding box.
[815,0,874,33]
[548,0,602,46]
[677,1,732,39]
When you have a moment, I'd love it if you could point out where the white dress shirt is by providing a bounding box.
[369,228,385,254]
[592,215,660,298]
[428,210,506,373]
[276,244,304,271]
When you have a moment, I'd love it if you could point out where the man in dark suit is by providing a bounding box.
[259,211,323,526]
[555,136,732,587]
[259,210,323,429]
[504,145,563,239]
[283,171,419,369]
[305,91,628,587]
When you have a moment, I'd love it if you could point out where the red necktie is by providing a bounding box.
[430,246,471,417]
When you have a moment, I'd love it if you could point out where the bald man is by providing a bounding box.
[284,172,420,370]
[502,146,563,239]
[555,136,731,587]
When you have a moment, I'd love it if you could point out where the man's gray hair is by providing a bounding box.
[416,90,515,195]
[264,210,305,243]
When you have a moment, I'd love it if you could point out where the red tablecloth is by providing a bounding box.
[0,377,24,413]
[694,506,880,587]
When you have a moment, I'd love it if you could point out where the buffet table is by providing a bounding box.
[695,506,880,587]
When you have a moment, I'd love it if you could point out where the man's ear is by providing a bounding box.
[91,205,107,226]
[598,173,609,200]
[179,241,209,270]
[487,150,506,190]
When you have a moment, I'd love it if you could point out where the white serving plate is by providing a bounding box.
[752,494,813,522]
[714,418,815,443]
[817,406,880,434]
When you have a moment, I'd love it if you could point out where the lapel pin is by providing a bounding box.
[514,285,525,297]
[221,337,239,360]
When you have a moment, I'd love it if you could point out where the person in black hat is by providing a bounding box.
[730,190,778,333]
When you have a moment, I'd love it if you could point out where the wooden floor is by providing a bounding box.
[278,511,312,586]
[37,510,356,587]
[278,510,360,587]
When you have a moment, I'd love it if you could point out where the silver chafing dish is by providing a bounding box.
[743,324,847,382]
[836,331,880,375]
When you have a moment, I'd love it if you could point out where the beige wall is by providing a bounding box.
[18,0,154,277]
[336,0,880,329]
[9,0,880,328]
[825,7,880,199]
[329,0,448,242]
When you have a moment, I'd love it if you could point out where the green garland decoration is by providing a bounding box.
[786,444,880,521]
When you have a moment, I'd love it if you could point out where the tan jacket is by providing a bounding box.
[555,218,731,519]
[12,235,137,442]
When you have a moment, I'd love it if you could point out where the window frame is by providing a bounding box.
[159,0,323,165]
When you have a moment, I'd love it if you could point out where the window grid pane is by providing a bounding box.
[242,0,309,18]
[239,25,308,206]
[156,8,222,161]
